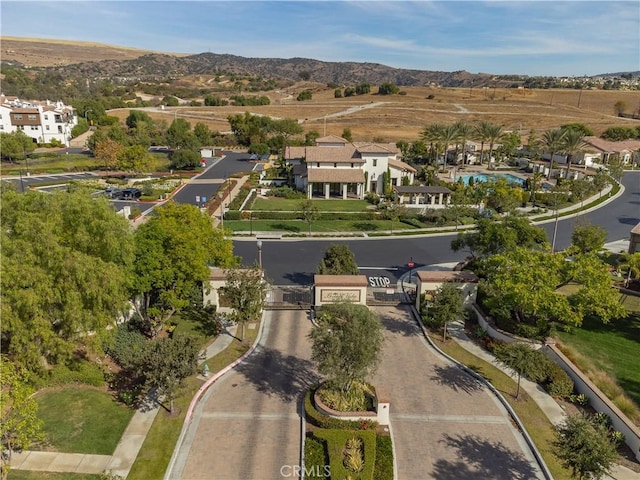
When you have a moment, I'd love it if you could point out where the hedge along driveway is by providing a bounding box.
[251,198,371,212]
[224,219,417,233]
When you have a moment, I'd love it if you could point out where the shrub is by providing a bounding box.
[592,411,612,428]
[373,435,394,480]
[304,389,378,431]
[610,430,625,447]
[106,325,149,370]
[47,361,105,387]
[224,210,241,220]
[570,393,590,406]
[543,361,574,399]
[267,186,305,199]
[305,433,329,479]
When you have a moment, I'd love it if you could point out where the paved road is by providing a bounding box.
[169,310,319,480]
[372,305,544,479]
[234,171,640,285]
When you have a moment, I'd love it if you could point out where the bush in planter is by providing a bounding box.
[313,429,376,480]
[542,361,574,399]
[374,434,394,480]
[305,433,329,479]
[304,389,378,431]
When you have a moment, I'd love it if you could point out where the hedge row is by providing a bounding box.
[225,211,380,221]
[304,433,330,479]
[373,434,394,480]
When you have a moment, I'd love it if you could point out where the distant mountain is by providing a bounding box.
[49,52,503,88]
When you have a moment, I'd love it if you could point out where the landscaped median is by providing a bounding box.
[303,388,394,480]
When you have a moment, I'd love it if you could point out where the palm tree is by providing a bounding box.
[561,129,587,179]
[454,121,472,165]
[529,171,543,206]
[618,252,640,288]
[485,123,503,168]
[420,123,445,166]
[539,128,567,180]
[440,124,460,168]
[474,121,492,164]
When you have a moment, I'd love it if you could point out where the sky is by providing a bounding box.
[2,1,639,77]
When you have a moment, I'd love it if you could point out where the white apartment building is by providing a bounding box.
[0,95,78,147]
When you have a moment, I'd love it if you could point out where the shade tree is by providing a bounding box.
[221,265,267,341]
[318,244,359,275]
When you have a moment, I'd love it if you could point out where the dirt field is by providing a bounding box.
[109,85,640,143]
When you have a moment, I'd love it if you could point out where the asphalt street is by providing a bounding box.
[233,171,640,285]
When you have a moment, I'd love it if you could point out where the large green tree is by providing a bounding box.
[570,222,607,254]
[481,248,625,336]
[0,357,44,480]
[133,202,235,335]
[318,244,359,275]
[0,131,35,162]
[1,189,134,371]
[309,303,384,393]
[451,216,548,259]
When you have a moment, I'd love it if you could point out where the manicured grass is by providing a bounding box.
[225,219,417,233]
[555,312,640,409]
[34,388,134,455]
[252,198,371,212]
[127,320,260,480]
[8,472,101,480]
[430,335,574,480]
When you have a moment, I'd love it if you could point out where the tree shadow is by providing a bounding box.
[270,222,300,232]
[429,364,485,395]
[283,271,314,285]
[353,222,378,231]
[379,310,420,337]
[618,216,640,226]
[182,306,222,337]
[235,345,321,404]
[432,433,540,480]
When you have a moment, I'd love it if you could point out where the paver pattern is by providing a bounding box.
[371,305,544,480]
[172,310,318,480]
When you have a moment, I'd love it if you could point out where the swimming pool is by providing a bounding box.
[459,173,525,186]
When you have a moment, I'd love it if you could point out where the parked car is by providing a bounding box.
[121,188,142,200]
[105,187,123,199]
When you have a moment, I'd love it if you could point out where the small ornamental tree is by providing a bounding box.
[222,265,267,341]
[318,244,359,275]
[428,283,464,341]
[570,222,607,254]
[309,303,384,393]
[140,335,201,414]
[299,199,319,236]
[554,413,617,480]
[493,342,545,399]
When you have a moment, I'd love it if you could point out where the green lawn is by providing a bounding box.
[8,473,101,480]
[555,311,640,409]
[225,219,418,234]
[252,198,371,212]
[34,388,134,455]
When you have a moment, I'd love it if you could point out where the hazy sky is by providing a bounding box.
[2,1,638,76]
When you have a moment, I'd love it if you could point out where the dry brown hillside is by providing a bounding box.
[0,36,186,67]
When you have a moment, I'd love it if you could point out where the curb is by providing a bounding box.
[163,311,268,480]
[406,304,554,480]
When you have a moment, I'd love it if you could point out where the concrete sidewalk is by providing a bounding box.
[12,327,237,477]
[447,320,639,480]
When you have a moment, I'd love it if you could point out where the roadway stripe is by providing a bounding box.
[393,414,507,424]
[201,412,299,420]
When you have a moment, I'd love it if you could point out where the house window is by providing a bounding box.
[58,126,63,133]
[31,125,38,130]
[28,114,37,120]
[0,125,3,130]
[373,159,377,167]
[46,125,50,130]
[44,115,48,120]
[14,114,23,120]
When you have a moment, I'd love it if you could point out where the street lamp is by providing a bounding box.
[257,239,263,271]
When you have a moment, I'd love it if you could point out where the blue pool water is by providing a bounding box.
[459,173,525,186]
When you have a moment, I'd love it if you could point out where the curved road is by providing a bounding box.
[169,307,544,479]
[233,171,640,285]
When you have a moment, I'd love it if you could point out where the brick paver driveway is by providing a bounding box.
[372,306,544,480]
[169,310,318,480]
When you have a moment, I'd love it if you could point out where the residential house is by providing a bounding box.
[285,136,416,199]
[0,94,77,147]
[581,136,640,167]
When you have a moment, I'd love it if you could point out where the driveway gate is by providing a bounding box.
[265,285,313,310]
